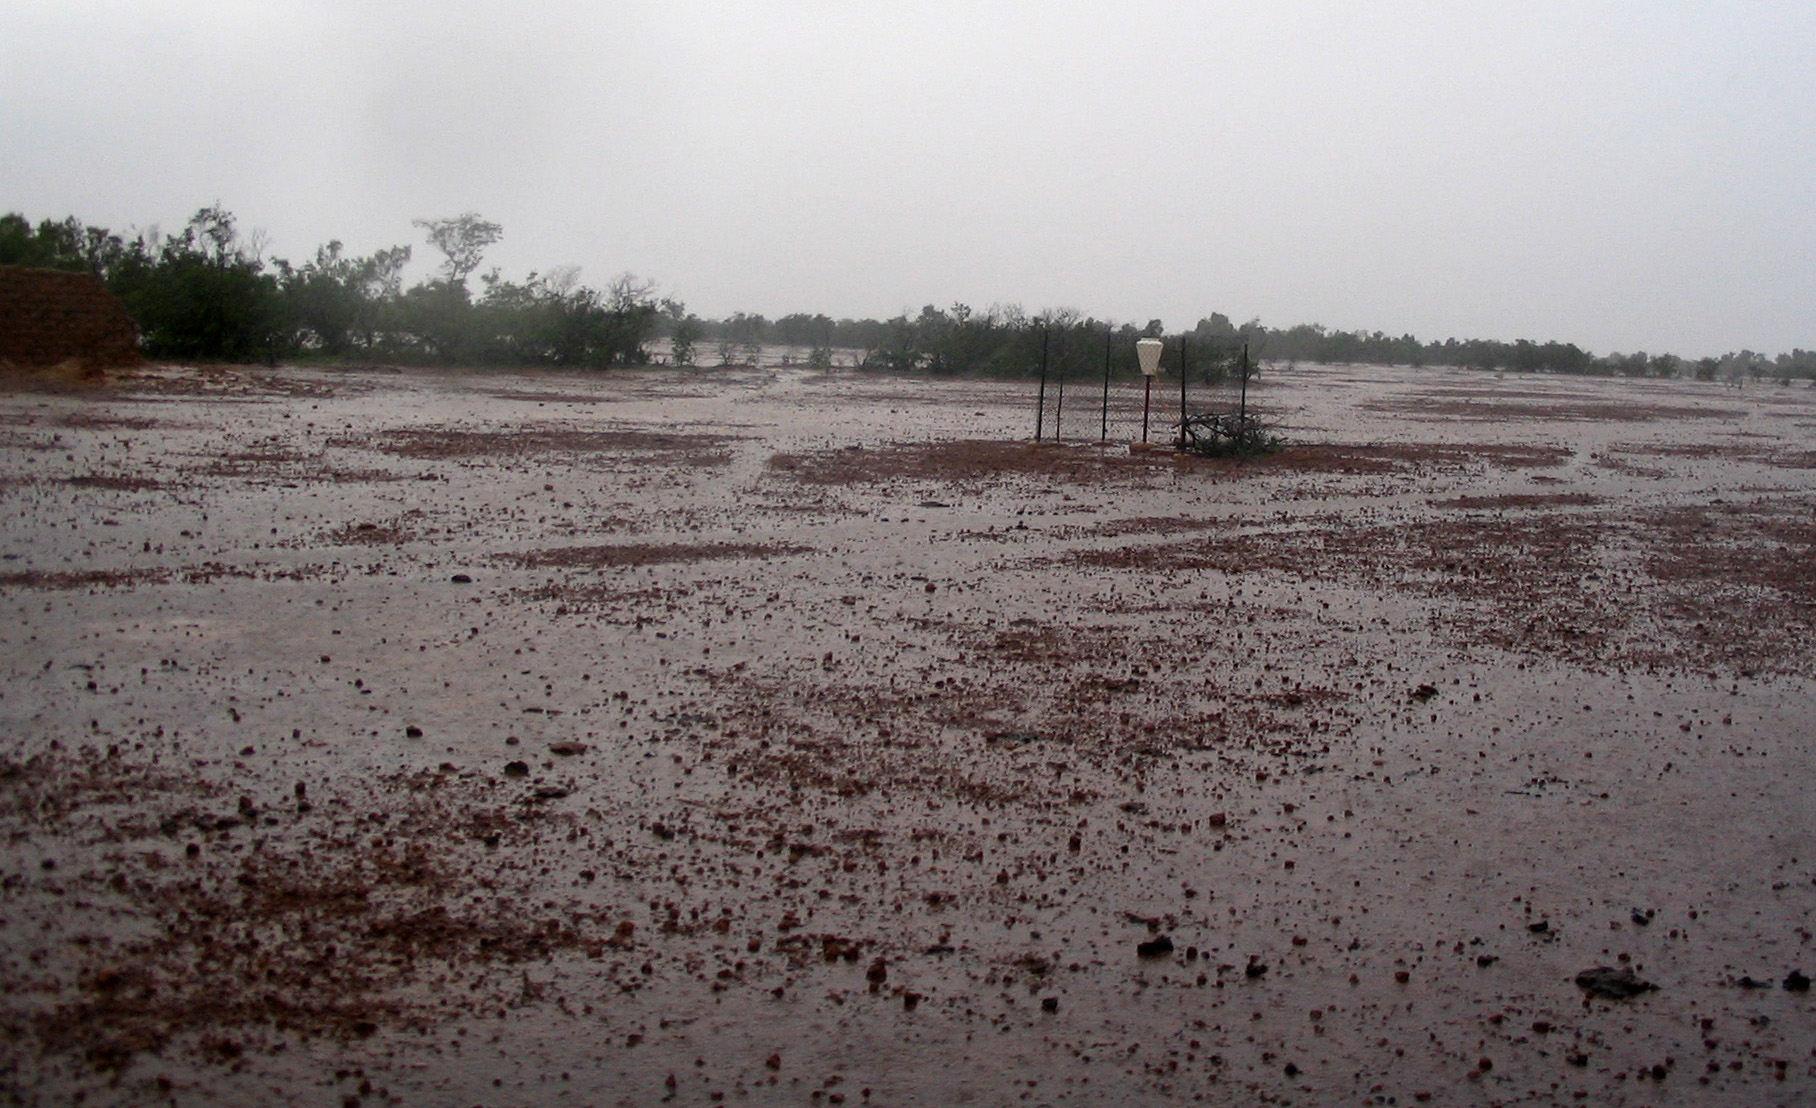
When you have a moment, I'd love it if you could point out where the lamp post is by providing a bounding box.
[1135,338,1163,444]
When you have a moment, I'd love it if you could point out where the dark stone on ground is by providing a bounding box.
[1137,935,1174,958]
[1575,966,1657,999]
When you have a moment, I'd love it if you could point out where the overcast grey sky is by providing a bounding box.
[5,0,1812,356]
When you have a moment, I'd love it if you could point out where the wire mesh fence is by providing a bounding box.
[1034,335,1251,446]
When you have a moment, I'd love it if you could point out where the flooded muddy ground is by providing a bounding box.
[2,361,1813,1106]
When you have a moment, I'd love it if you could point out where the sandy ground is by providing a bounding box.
[1,361,1813,1107]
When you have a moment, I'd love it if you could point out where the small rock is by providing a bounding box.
[502,760,529,777]
[548,741,587,755]
[1527,920,1550,934]
[1783,970,1810,992]
[1575,966,1656,999]
[1040,996,1059,1013]
[533,786,569,799]
[1136,935,1174,958]
[450,574,472,584]
[1245,960,1268,979]
[404,725,423,738]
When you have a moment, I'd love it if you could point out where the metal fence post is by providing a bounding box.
[1035,325,1049,441]
[1239,341,1250,423]
[1100,330,1112,442]
[1178,335,1189,447]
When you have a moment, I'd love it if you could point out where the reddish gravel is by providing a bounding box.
[1,361,1813,1106]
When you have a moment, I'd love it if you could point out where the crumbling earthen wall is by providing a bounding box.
[0,265,141,369]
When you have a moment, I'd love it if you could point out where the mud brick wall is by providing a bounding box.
[0,265,142,368]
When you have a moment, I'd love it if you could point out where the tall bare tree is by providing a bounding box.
[412,212,502,288]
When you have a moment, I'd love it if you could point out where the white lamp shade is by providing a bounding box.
[1136,338,1163,377]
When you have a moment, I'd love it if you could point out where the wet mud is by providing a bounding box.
[2,362,1813,1105]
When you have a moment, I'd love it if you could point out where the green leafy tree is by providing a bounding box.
[412,213,502,288]
[468,268,659,368]
[108,206,283,361]
[669,314,703,366]
[274,240,411,355]
[392,280,476,363]
[0,212,137,279]
[395,213,502,363]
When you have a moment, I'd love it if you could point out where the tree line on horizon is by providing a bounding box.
[3,207,1811,384]
[0,207,660,368]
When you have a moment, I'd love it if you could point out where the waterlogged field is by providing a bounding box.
[2,362,1814,1106]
